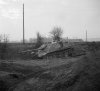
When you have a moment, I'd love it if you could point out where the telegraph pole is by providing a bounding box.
[86,30,87,42]
[23,3,25,44]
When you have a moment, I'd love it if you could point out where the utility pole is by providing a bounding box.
[23,3,25,44]
[86,30,87,42]
[67,37,69,43]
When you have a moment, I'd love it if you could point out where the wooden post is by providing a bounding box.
[86,30,87,42]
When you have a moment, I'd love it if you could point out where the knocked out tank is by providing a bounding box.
[33,41,86,59]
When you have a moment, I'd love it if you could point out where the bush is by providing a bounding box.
[0,43,9,60]
[35,32,44,48]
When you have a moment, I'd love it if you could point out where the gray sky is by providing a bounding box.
[0,0,100,41]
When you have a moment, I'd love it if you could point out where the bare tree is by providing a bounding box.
[35,32,44,48]
[50,27,63,42]
[0,34,9,60]
[0,35,3,43]
[3,34,9,43]
[0,34,9,43]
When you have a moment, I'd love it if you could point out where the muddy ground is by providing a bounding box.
[0,51,100,91]
[0,42,100,91]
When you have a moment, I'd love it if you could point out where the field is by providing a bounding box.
[0,42,100,91]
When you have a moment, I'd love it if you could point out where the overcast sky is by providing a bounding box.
[0,0,100,41]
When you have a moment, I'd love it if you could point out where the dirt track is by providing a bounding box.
[0,50,100,91]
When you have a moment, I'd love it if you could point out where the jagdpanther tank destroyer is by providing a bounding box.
[32,41,86,59]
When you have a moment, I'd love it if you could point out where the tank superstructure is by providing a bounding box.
[33,41,85,59]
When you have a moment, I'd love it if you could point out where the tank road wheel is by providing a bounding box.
[55,52,60,58]
[43,54,53,59]
[43,55,47,59]
[68,48,74,57]
[47,54,53,59]
[63,50,68,58]
[61,51,66,58]
[57,51,61,58]
[52,52,56,58]
[52,53,55,58]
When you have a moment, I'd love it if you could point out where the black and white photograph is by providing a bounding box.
[0,0,100,91]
